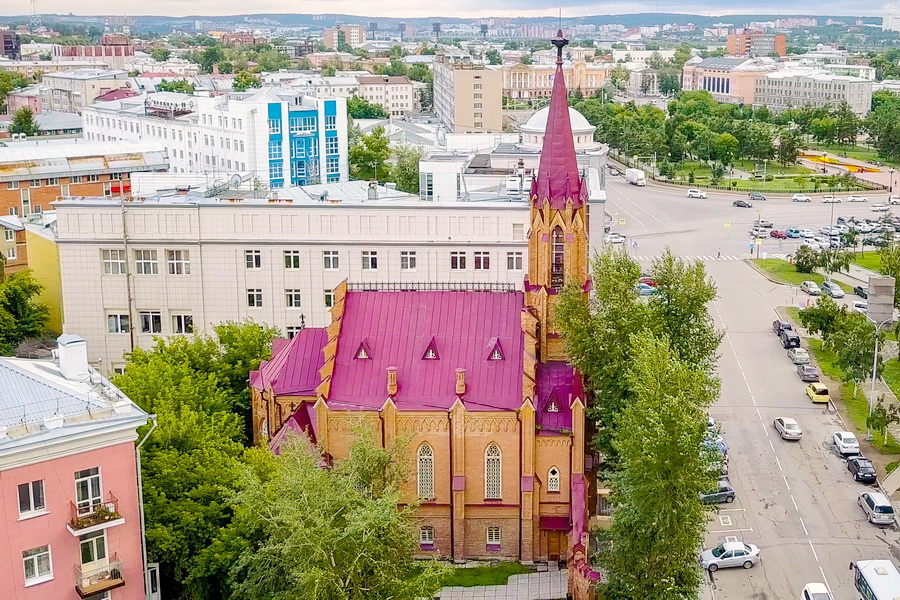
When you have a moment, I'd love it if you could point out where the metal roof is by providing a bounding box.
[0,139,168,181]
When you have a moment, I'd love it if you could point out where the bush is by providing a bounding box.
[765,174,774,181]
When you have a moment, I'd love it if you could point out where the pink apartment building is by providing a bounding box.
[0,334,151,600]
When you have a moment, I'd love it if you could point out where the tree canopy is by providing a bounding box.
[8,107,40,137]
[0,270,50,354]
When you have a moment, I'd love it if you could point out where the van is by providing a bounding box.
[858,491,895,526]
[786,228,802,238]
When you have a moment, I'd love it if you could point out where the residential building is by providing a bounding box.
[0,335,150,600]
[323,25,366,50]
[51,34,135,70]
[726,30,787,57]
[755,70,874,116]
[7,85,42,114]
[0,214,24,273]
[250,32,595,565]
[433,57,503,133]
[0,112,84,138]
[124,57,201,76]
[681,56,778,104]
[498,61,607,100]
[0,59,108,78]
[356,75,415,116]
[24,210,63,333]
[0,31,21,60]
[40,69,130,114]
[82,87,349,187]
[221,32,268,46]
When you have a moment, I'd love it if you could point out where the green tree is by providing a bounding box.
[798,294,848,342]
[818,248,852,281]
[713,133,739,165]
[608,65,630,90]
[349,126,392,182]
[347,95,388,119]
[156,79,195,93]
[878,240,900,307]
[672,43,694,68]
[485,49,501,65]
[228,428,449,600]
[793,245,819,273]
[0,70,29,113]
[392,143,423,194]
[827,311,882,386]
[519,54,533,65]
[8,107,41,137]
[0,271,50,354]
[776,128,802,167]
[867,396,900,443]
[150,47,171,61]
[233,70,262,92]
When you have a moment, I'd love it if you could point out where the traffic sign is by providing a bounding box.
[618,218,626,226]
[724,220,731,228]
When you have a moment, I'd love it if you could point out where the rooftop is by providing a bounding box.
[0,139,168,181]
[43,68,128,80]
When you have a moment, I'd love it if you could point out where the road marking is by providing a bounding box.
[724,535,739,543]
[756,408,763,421]
[616,189,666,228]
[791,495,799,512]
[762,422,770,437]
[769,439,776,453]
[775,456,783,471]
[719,515,732,526]
[718,508,745,512]
[819,566,834,598]
[709,528,754,533]
[783,475,791,491]
[799,516,809,535]
[809,540,819,562]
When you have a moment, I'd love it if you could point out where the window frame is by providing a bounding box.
[107,314,130,334]
[74,467,101,516]
[285,289,302,308]
[166,250,191,275]
[450,251,467,270]
[245,250,262,269]
[101,249,127,275]
[247,288,263,308]
[419,525,435,545]
[486,526,501,545]
[133,249,158,275]
[22,545,52,586]
[474,251,490,270]
[506,251,523,270]
[484,444,502,500]
[139,311,162,334]
[417,443,435,499]
[400,250,417,271]
[284,250,301,269]
[362,251,378,270]
[17,480,46,516]
[172,314,194,334]
[547,466,561,493]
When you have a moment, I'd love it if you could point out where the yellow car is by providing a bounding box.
[806,383,830,404]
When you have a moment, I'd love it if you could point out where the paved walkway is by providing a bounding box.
[436,570,567,600]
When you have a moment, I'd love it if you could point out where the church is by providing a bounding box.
[250,31,595,564]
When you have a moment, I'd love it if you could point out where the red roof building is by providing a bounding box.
[251,30,593,566]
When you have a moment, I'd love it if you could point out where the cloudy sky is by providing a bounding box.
[26,0,890,18]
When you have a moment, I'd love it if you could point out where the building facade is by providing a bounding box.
[40,69,129,114]
[0,31,21,60]
[499,61,607,100]
[357,75,415,116]
[433,58,503,133]
[681,56,777,104]
[82,87,349,187]
[754,71,874,116]
[0,335,150,600]
[323,26,367,50]
[726,31,787,57]
[51,35,136,70]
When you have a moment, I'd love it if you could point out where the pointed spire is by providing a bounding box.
[531,29,586,211]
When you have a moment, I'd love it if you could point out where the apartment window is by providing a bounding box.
[140,311,162,334]
[285,289,302,308]
[400,251,417,270]
[107,314,129,334]
[486,526,501,545]
[4,229,13,242]
[134,249,158,275]
[7,181,18,190]
[474,84,483,90]
[474,122,483,128]
[322,250,339,270]
[325,137,339,154]
[474,103,483,109]
[172,314,193,334]
[269,162,283,180]
[300,116,316,131]
[71,176,82,183]
[512,223,525,241]
[101,249,127,275]
[326,156,339,174]
[268,141,282,160]
[291,139,306,159]
[362,251,378,270]
[22,545,52,585]
[309,138,318,156]
[474,93,482,99]
[87,175,100,183]
[29,179,40,188]
[245,250,262,269]
[324,290,334,308]
[474,251,490,270]
[268,119,281,134]
[450,252,466,270]
[286,326,302,339]
[548,467,561,492]
[9,207,18,216]
[247,289,263,308]
[17,480,46,515]
[20,188,30,215]
[325,115,337,130]
[485,444,501,499]
[6,246,16,260]
[417,443,434,498]
[167,250,191,275]
[74,467,101,515]
[507,251,523,270]
[420,173,433,201]
[420,525,435,545]
[80,531,107,565]
[284,250,301,269]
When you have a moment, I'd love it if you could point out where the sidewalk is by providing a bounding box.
[436,570,567,600]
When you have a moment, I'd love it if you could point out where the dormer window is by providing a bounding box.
[547,400,559,413]
[422,337,440,360]
[486,337,504,361]
[490,348,503,360]
[354,340,372,360]
[357,347,369,359]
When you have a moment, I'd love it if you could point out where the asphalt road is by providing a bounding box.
[603,179,900,599]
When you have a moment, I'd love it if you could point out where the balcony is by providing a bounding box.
[67,493,125,536]
[74,554,125,598]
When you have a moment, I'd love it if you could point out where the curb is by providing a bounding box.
[744,259,788,286]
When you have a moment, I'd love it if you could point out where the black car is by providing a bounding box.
[701,478,736,504]
[855,285,869,299]
[847,456,878,484]
[749,191,767,202]
[837,216,848,225]
[797,364,820,382]
[781,330,801,349]
[773,320,792,335]
[733,200,753,208]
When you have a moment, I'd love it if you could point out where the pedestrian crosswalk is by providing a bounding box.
[632,253,790,262]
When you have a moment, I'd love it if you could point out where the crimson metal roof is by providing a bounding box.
[250,328,327,396]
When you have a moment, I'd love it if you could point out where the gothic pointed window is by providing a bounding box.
[548,466,560,492]
[551,227,565,290]
[485,443,502,499]
[417,444,435,499]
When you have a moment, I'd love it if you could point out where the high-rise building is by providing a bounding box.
[432,57,503,133]
[727,30,787,57]
[0,31,21,60]
[322,25,366,50]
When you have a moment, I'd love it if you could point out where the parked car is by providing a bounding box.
[637,283,657,296]
[800,583,832,600]
[781,330,801,349]
[848,195,869,202]
[854,285,869,299]
[773,417,803,440]
[750,227,768,237]
[638,276,656,287]
[822,196,842,203]
[797,364,820,382]
[787,347,810,364]
[801,281,821,295]
[847,456,878,484]
[748,191,766,202]
[853,300,869,314]
[799,228,815,238]
[733,200,753,208]
[806,382,830,403]
[833,431,860,456]
[604,233,626,244]
[889,195,900,205]
[821,281,845,298]
[699,542,761,571]
[773,320,792,335]
[858,491,895,525]
[786,227,803,238]
[792,193,811,202]
[687,188,708,199]
[754,219,774,228]
[770,229,788,239]
[873,204,890,212]
[701,478,736,504]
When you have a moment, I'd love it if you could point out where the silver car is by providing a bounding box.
[858,491,895,525]
[821,281,844,298]
[787,348,810,364]
[773,417,802,440]
[699,541,760,571]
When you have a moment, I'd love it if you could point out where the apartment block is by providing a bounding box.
[726,31,787,57]
[754,70,874,116]
[0,31,21,60]
[40,69,130,114]
[433,58,503,133]
[357,75,415,116]
[323,25,366,50]
[51,34,135,70]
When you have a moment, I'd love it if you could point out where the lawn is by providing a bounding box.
[441,563,535,587]
[853,252,882,272]
[753,259,849,292]
[732,159,814,176]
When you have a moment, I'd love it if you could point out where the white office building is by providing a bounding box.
[754,70,874,116]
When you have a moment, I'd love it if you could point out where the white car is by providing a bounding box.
[812,236,831,247]
[834,224,849,233]
[799,228,814,238]
[855,222,874,233]
[792,194,811,202]
[833,431,860,456]
[800,240,822,250]
[687,188,708,199]
[822,196,842,203]
[699,541,761,571]
[774,417,803,440]
[801,281,821,295]
[848,195,869,202]
[800,583,831,600]
[755,219,774,228]
[819,226,836,235]
[889,195,900,205]
[604,233,626,244]
[873,204,890,212]
[853,300,868,314]
[787,347,810,364]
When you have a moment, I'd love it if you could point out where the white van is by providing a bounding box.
[858,491,895,525]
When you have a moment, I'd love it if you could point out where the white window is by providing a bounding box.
[20,188,31,215]
[512,223,525,240]
[7,181,18,190]
[323,250,339,270]
[87,174,100,183]
[420,525,435,545]
[22,545,52,585]
[247,289,263,307]
[401,251,417,271]
[326,156,339,174]
[245,250,262,269]
[284,250,301,269]
[474,251,490,270]
[548,467,560,492]
[4,229,13,242]
[325,115,337,130]
[6,246,16,260]
[269,162,283,180]
[74,467,101,516]
[286,326,302,339]
[268,141,282,160]
[362,251,378,270]
[167,250,190,275]
[172,314,193,334]
[79,531,106,565]
[139,311,162,334]
[417,444,434,499]
[486,526,501,545]
[29,179,40,188]
[324,290,335,308]
[485,444,501,499]
[507,252,523,270]
[18,480,45,515]
[107,314,129,334]
[285,289,302,308]
[268,119,281,134]
[325,137,339,154]
[101,249,127,275]
[450,252,466,270]
[134,250,158,275]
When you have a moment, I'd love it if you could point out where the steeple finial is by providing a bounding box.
[551,28,568,65]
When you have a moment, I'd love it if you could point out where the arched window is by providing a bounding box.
[260,418,268,440]
[551,227,565,290]
[548,466,560,492]
[417,444,434,499]
[485,444,502,499]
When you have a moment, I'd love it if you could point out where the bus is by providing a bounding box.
[851,559,900,600]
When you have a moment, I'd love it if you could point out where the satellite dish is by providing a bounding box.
[230,174,242,189]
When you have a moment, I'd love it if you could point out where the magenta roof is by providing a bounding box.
[95,88,138,102]
[535,361,584,432]
[270,403,317,454]
[250,328,327,395]
[530,30,587,211]
[327,291,525,411]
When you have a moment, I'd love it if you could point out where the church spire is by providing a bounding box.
[530,29,586,210]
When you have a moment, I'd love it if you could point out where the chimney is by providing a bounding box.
[455,368,466,396]
[387,366,398,396]
[56,334,90,381]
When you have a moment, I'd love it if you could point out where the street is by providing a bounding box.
[604,178,900,599]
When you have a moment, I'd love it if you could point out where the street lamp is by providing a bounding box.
[865,316,894,441]
[890,168,895,194]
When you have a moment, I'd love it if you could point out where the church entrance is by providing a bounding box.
[546,530,562,560]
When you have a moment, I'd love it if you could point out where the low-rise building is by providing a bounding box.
[7,85,42,114]
[498,61,607,100]
[0,59,108,78]
[754,70,874,116]
[51,34,135,70]
[124,57,200,76]
[433,57,503,133]
[682,56,777,104]
[40,69,130,114]
[357,75,415,116]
